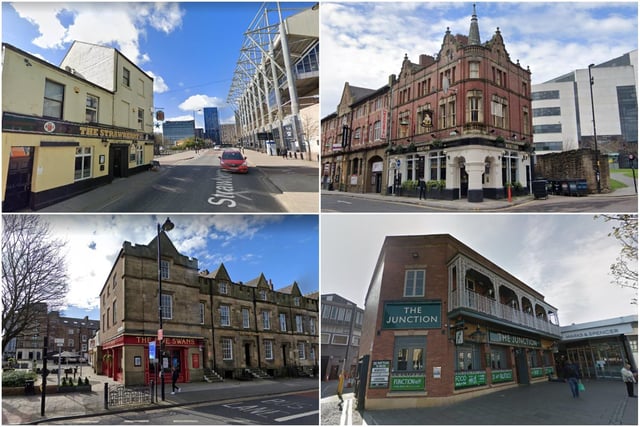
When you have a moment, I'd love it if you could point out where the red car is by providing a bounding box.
[219,150,249,173]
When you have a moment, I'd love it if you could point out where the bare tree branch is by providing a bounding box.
[2,215,69,352]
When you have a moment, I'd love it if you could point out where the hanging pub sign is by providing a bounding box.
[382,301,441,329]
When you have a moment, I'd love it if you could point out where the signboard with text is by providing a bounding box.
[454,372,487,389]
[390,375,425,391]
[489,331,539,348]
[382,301,441,329]
[369,360,390,389]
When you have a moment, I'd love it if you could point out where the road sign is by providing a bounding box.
[149,341,156,359]
[54,338,64,346]
[396,159,401,168]
[157,329,163,341]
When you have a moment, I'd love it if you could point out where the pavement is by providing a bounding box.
[321,171,638,212]
[320,379,638,425]
[2,366,319,425]
[36,147,319,213]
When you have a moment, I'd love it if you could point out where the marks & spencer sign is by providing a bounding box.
[382,301,441,329]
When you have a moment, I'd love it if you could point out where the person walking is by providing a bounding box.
[563,360,581,398]
[171,366,181,395]
[419,179,427,200]
[621,363,637,397]
[337,371,345,410]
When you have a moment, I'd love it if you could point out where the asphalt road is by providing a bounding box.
[47,389,319,425]
[39,150,288,212]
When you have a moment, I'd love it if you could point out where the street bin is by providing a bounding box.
[24,379,35,395]
[532,180,548,199]
[576,179,588,196]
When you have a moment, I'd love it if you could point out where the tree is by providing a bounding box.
[598,214,638,304]
[2,215,69,353]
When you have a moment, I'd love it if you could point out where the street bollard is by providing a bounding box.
[104,382,109,410]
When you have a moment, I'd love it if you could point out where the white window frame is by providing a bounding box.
[279,313,287,332]
[222,338,233,360]
[404,269,425,297]
[219,282,228,294]
[264,340,274,360]
[220,305,230,326]
[74,147,92,181]
[262,311,271,330]
[43,79,64,119]
[297,342,306,360]
[86,94,99,123]
[242,308,250,329]
[160,260,170,280]
[161,294,173,320]
[295,315,304,333]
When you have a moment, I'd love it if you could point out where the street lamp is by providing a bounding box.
[588,64,601,193]
[157,217,174,401]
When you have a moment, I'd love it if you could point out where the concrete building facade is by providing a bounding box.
[357,234,560,410]
[2,42,155,211]
[532,50,638,163]
[322,6,534,202]
[320,294,364,380]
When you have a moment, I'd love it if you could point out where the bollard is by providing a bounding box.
[104,382,109,410]
[150,380,155,403]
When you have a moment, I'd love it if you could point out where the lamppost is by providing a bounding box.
[157,217,174,401]
[588,64,601,193]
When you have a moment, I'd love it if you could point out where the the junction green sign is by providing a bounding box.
[390,375,425,391]
[454,372,487,389]
[382,301,441,329]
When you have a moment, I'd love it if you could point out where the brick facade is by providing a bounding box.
[359,235,561,409]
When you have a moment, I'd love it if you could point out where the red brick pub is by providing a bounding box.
[357,234,561,409]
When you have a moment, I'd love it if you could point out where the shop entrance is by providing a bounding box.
[109,144,128,178]
[4,146,34,212]
[514,349,529,384]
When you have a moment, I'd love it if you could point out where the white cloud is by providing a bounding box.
[321,2,638,116]
[146,70,170,93]
[9,2,185,66]
[178,94,227,112]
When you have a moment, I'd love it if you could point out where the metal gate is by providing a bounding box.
[105,383,153,409]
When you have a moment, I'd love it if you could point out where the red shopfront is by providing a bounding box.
[101,335,204,386]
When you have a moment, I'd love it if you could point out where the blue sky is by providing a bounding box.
[321,1,638,116]
[36,215,319,320]
[2,2,315,128]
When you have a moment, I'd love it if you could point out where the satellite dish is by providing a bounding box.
[443,76,450,95]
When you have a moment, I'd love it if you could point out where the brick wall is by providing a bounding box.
[535,148,610,193]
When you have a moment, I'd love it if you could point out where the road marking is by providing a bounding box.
[124,420,148,423]
[173,420,199,423]
[274,410,319,423]
[336,200,352,204]
[347,398,353,425]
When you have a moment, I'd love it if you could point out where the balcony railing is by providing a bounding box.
[451,289,561,337]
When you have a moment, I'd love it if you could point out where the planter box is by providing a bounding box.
[57,385,92,393]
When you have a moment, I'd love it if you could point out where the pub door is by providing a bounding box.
[515,348,530,385]
[244,343,251,367]
[4,147,35,211]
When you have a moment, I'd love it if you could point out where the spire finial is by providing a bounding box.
[468,4,481,45]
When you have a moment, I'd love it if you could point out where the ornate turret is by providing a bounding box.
[468,4,481,45]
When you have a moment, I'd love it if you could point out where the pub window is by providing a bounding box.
[393,336,426,372]
[222,338,233,360]
[74,147,92,181]
[491,348,508,369]
[469,61,480,79]
[404,269,425,297]
[373,120,382,141]
[137,107,144,130]
[456,345,481,371]
[160,260,170,280]
[136,144,144,166]
[467,91,483,122]
[160,294,173,320]
[43,79,64,119]
[86,94,99,123]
